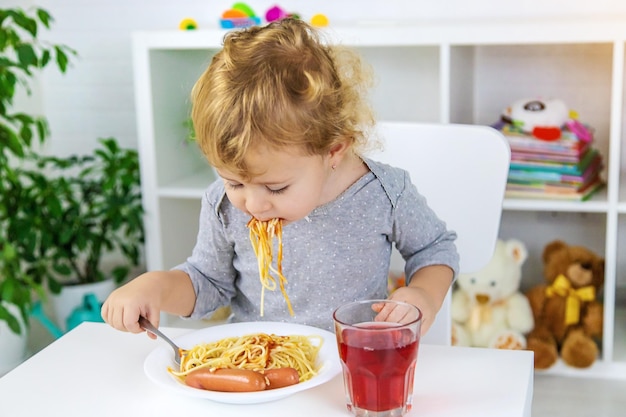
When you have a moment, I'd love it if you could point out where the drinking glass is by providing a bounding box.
[333,299,422,417]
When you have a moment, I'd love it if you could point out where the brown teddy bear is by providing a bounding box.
[525,240,604,369]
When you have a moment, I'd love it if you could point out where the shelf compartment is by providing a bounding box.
[471,43,613,139]
[454,43,614,187]
[498,211,607,292]
[356,46,440,122]
[158,169,215,199]
[155,198,202,271]
[147,49,217,188]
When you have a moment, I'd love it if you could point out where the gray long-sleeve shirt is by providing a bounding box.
[174,158,459,331]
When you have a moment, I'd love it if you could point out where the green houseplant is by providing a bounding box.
[6,140,145,338]
[18,138,145,332]
[31,138,145,293]
[0,6,74,336]
[1,7,144,340]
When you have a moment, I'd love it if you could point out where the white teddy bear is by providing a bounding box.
[451,238,534,349]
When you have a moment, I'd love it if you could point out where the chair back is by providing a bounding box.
[371,121,510,345]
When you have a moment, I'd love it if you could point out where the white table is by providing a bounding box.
[0,322,533,417]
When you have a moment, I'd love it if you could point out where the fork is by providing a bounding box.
[138,316,183,367]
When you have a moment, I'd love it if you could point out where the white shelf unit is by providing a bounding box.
[132,18,626,379]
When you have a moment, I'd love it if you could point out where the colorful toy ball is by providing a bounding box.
[220,2,261,28]
[265,5,287,22]
[310,14,329,27]
[179,18,198,30]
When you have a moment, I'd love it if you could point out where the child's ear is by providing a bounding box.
[328,140,351,161]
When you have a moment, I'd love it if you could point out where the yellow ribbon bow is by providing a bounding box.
[468,304,492,332]
[468,298,506,332]
[545,274,595,325]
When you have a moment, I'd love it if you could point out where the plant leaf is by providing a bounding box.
[16,43,38,68]
[0,305,22,334]
[36,8,52,28]
[7,10,37,37]
[54,45,68,72]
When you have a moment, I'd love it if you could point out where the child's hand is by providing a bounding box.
[100,273,163,337]
[372,299,420,325]
[385,286,438,335]
[383,265,454,335]
[102,269,195,337]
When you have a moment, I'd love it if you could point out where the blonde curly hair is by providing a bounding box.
[191,18,375,179]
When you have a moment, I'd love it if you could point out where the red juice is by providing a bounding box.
[338,322,419,413]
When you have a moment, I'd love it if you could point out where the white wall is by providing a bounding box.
[2,0,626,155]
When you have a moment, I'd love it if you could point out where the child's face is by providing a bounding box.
[217,145,332,224]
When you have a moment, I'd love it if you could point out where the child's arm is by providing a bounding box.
[384,265,454,335]
[101,269,196,336]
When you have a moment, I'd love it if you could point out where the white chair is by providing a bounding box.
[371,121,510,345]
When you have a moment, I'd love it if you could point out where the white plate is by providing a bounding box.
[143,321,342,404]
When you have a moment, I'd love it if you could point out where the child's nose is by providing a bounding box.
[245,190,272,215]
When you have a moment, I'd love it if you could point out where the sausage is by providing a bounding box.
[263,367,300,390]
[185,368,267,392]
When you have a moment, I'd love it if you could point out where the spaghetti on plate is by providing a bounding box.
[169,332,322,382]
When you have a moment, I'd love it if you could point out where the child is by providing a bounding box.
[101,18,458,336]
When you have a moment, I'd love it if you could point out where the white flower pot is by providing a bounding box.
[0,302,28,376]
[50,279,116,332]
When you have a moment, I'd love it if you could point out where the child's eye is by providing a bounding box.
[227,183,243,190]
[268,186,288,195]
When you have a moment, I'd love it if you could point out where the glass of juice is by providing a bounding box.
[333,299,422,417]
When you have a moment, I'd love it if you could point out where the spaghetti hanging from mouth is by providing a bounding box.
[247,217,294,316]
